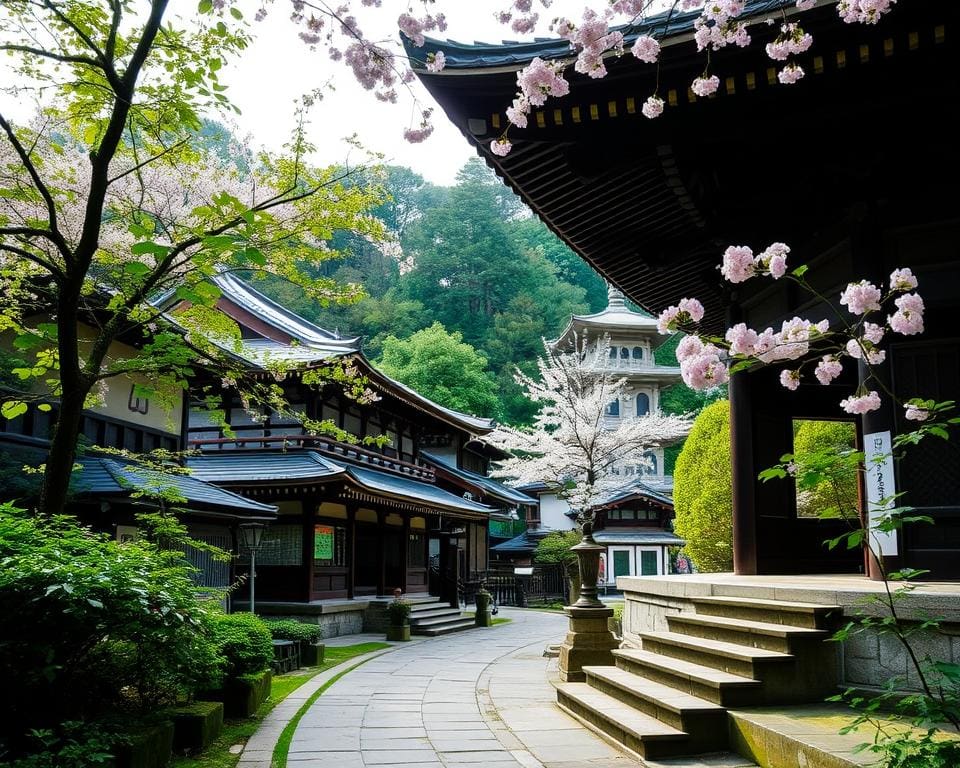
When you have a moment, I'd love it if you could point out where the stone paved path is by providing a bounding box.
[285,608,641,768]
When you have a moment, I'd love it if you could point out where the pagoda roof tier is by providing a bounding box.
[408,2,958,329]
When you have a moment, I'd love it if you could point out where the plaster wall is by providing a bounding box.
[539,492,577,531]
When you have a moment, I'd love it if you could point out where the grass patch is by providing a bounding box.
[271,654,381,768]
[491,617,512,626]
[172,643,389,768]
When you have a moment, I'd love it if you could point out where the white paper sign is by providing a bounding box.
[864,430,899,556]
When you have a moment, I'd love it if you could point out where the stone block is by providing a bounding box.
[169,701,224,753]
[558,606,619,682]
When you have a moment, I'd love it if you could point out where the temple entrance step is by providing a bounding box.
[690,596,842,630]
[407,606,464,621]
[413,617,476,636]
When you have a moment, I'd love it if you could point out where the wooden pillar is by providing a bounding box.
[401,513,410,594]
[346,504,356,600]
[376,510,386,597]
[730,370,758,575]
[303,501,315,602]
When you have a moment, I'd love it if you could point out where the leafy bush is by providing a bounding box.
[386,599,411,626]
[673,400,733,572]
[0,722,118,768]
[533,530,580,564]
[792,420,859,518]
[206,612,274,679]
[0,504,222,758]
[264,619,323,644]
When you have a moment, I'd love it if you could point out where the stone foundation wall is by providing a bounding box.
[842,622,960,691]
[620,590,694,649]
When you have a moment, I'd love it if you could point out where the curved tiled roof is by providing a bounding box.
[420,451,538,506]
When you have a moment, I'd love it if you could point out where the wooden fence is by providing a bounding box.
[485,563,568,607]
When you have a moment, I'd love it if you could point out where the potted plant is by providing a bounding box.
[386,598,411,641]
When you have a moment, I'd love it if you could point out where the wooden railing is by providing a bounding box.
[485,563,568,607]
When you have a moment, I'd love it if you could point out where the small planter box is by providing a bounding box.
[386,624,410,642]
[300,641,325,666]
[169,701,224,753]
[199,669,273,719]
[113,720,174,768]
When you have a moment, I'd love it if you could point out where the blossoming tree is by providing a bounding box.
[488,336,691,515]
[0,1,384,516]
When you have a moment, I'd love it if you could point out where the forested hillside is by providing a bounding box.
[256,158,705,427]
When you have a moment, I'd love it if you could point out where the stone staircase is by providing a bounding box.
[556,595,842,762]
[408,596,475,636]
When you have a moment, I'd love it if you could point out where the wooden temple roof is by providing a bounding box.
[409,2,958,329]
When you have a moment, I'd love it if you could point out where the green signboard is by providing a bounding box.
[314,525,334,560]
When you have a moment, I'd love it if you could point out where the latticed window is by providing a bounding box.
[257,524,303,566]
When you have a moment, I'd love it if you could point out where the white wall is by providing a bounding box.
[539,492,577,531]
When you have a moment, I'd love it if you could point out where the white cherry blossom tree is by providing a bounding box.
[489,335,691,515]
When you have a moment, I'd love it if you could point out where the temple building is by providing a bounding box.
[3,274,524,635]
[410,1,960,760]
[492,286,686,580]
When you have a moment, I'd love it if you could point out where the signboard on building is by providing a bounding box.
[314,525,334,560]
[864,430,898,556]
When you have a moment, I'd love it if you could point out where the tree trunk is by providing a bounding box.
[38,387,86,516]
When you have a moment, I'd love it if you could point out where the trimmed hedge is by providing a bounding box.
[199,670,273,719]
[169,701,224,753]
[112,720,174,768]
[264,619,323,644]
[207,612,273,679]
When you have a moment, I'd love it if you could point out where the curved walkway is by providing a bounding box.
[278,608,640,768]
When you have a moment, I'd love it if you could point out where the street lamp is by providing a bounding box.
[239,522,267,614]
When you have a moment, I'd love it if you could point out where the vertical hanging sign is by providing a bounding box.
[314,525,334,560]
[864,431,899,556]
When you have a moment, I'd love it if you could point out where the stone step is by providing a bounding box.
[409,612,469,628]
[583,665,727,741]
[668,613,830,654]
[613,648,762,707]
[692,596,841,629]
[639,631,793,680]
[555,682,692,761]
[414,618,475,636]
[408,606,464,622]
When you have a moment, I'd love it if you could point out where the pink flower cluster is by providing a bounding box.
[694,0,751,52]
[691,75,720,97]
[815,356,843,385]
[720,242,790,283]
[403,109,435,143]
[904,403,930,422]
[838,0,896,25]
[779,369,801,390]
[656,297,705,333]
[839,280,882,315]
[502,56,571,149]
[840,391,882,414]
[777,63,805,84]
[676,337,729,390]
[765,23,813,61]
[632,35,660,63]
[425,51,446,73]
[889,293,924,335]
[555,9,624,79]
[890,267,918,291]
[641,95,664,119]
[397,12,447,48]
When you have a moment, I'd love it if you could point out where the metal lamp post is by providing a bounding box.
[239,522,267,614]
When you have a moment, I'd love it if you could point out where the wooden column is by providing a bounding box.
[303,501,315,602]
[376,510,386,597]
[730,370,758,575]
[401,513,410,594]
[346,504,357,600]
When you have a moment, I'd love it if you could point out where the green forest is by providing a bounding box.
[255,157,712,428]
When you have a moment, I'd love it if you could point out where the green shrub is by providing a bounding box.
[386,599,411,626]
[264,619,323,644]
[534,530,580,565]
[673,400,733,572]
[0,504,222,758]
[0,722,117,768]
[792,420,859,519]
[207,612,273,679]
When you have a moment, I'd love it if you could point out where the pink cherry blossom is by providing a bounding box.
[691,75,720,97]
[904,403,930,422]
[678,297,705,323]
[720,245,756,283]
[517,57,570,107]
[838,0,896,25]
[889,267,918,291]
[888,292,924,335]
[766,22,813,61]
[846,338,886,364]
[796,0,816,10]
[490,138,513,157]
[780,369,801,390]
[778,63,805,84]
[632,35,660,63]
[839,280,882,315]
[676,334,704,363]
[775,316,814,360]
[725,322,759,356]
[680,344,729,390]
[425,51,446,73]
[840,391,882,414]
[815,356,843,385]
[642,95,664,119]
[506,96,530,128]
[657,305,681,334]
[863,322,885,344]
[753,327,778,363]
[757,241,789,278]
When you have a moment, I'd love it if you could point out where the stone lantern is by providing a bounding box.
[558,515,619,682]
